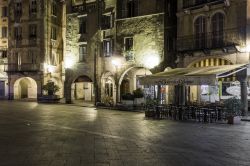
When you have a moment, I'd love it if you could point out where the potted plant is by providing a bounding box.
[102,95,114,107]
[224,97,242,124]
[133,88,145,105]
[42,81,60,96]
[39,81,60,103]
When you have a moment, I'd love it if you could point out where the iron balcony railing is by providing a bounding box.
[4,63,40,72]
[71,2,97,14]
[183,0,224,9]
[177,28,245,52]
[72,4,87,13]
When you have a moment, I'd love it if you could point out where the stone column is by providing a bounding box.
[64,69,72,104]
[157,85,161,104]
[240,79,248,116]
[238,69,248,116]
[180,85,186,105]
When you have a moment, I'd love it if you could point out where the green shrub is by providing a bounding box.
[121,93,134,100]
[133,88,144,98]
[224,97,242,116]
[42,81,60,96]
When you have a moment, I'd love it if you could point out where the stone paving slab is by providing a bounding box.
[0,101,250,166]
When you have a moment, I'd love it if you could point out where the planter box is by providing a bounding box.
[134,98,144,105]
[121,100,134,105]
[38,95,60,103]
[228,116,241,124]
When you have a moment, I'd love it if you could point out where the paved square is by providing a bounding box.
[0,101,250,166]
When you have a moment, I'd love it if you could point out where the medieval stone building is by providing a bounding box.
[64,0,177,104]
[176,0,250,114]
[7,0,65,99]
[0,0,8,99]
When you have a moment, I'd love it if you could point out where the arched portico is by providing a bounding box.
[71,75,94,102]
[101,71,116,105]
[13,77,38,99]
[64,73,94,104]
[117,67,152,103]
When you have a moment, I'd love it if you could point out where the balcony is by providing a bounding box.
[177,28,245,52]
[183,0,224,9]
[71,2,96,14]
[4,63,40,72]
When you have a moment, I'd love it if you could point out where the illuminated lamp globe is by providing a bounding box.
[143,54,160,69]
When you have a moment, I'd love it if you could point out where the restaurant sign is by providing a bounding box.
[154,76,216,85]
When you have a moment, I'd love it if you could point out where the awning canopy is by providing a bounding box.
[140,64,248,85]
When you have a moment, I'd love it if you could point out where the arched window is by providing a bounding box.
[194,16,206,49]
[212,13,224,47]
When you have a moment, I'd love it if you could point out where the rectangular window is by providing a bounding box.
[103,39,113,57]
[30,0,37,14]
[79,45,87,62]
[127,0,139,18]
[2,6,7,17]
[51,27,57,40]
[29,51,36,63]
[0,51,7,58]
[124,37,133,51]
[29,24,37,38]
[120,0,138,18]
[14,27,22,40]
[51,1,57,16]
[79,17,87,34]
[2,27,7,38]
[105,82,113,97]
[14,2,22,17]
[101,14,113,30]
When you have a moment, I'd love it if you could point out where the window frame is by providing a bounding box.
[79,44,87,62]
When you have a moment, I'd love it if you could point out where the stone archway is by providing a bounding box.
[71,75,94,103]
[101,72,116,104]
[14,77,37,99]
[117,67,152,102]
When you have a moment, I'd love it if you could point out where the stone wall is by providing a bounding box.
[116,14,164,68]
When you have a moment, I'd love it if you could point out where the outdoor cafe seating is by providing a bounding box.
[145,103,226,123]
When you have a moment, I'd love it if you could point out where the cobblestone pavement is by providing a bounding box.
[0,101,250,166]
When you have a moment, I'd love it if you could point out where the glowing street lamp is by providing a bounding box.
[65,53,76,69]
[112,59,121,69]
[143,51,160,69]
[44,63,56,73]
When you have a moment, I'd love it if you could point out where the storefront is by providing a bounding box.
[140,64,249,115]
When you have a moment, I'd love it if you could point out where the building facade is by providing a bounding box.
[64,0,102,104]
[7,0,65,100]
[176,0,249,113]
[0,0,8,99]
[65,0,177,104]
